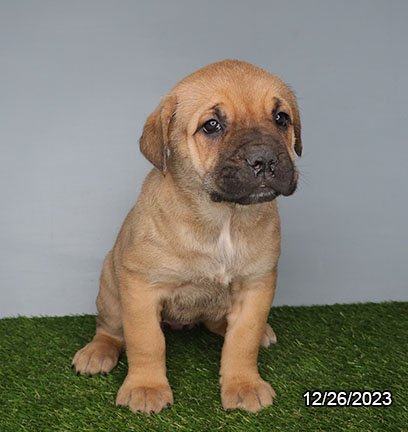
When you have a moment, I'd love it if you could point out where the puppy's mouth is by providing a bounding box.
[209,187,280,205]
[205,165,298,206]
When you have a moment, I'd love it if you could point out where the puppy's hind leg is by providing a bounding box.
[204,318,277,347]
[204,318,228,337]
[72,252,124,376]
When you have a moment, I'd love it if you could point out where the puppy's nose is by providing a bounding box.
[245,146,278,176]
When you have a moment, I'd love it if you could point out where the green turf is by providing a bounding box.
[1,302,407,432]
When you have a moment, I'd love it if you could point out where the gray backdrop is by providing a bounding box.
[1,0,407,318]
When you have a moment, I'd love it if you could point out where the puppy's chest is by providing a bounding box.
[160,218,260,323]
[161,219,241,323]
[179,216,245,287]
[211,218,239,284]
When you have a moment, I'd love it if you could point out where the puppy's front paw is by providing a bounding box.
[221,377,276,412]
[116,376,173,414]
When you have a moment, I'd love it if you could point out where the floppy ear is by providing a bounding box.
[139,94,177,174]
[287,90,302,157]
[292,104,302,157]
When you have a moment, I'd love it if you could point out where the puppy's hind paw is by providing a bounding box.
[260,323,277,348]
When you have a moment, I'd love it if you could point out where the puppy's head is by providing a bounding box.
[140,60,302,205]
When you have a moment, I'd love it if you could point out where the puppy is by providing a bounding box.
[72,60,302,413]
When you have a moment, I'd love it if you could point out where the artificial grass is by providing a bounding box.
[0,302,407,432]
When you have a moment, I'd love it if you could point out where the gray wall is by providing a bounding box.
[1,0,407,318]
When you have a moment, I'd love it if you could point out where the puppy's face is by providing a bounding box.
[140,60,302,205]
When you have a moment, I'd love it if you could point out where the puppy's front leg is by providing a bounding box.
[116,268,173,414]
[220,270,277,412]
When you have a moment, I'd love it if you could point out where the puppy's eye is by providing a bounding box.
[275,112,290,129]
[202,119,223,134]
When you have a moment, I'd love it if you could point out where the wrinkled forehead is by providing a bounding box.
[173,74,293,130]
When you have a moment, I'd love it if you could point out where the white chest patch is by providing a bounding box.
[217,217,234,260]
[214,217,235,284]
